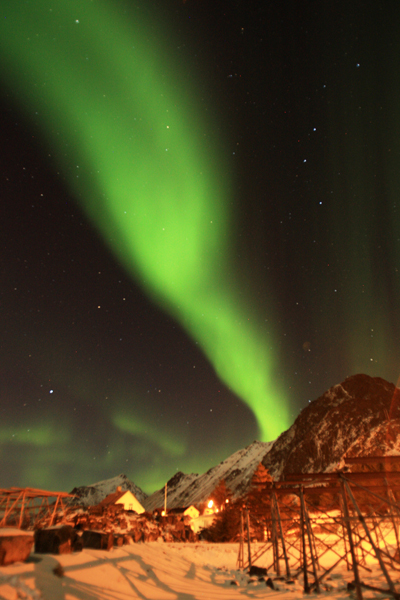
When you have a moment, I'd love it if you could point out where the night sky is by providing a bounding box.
[1,1,400,494]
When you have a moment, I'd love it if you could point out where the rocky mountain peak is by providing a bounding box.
[263,374,400,478]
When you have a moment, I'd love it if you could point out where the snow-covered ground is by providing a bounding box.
[1,539,399,600]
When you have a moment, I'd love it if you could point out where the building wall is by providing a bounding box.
[116,491,145,514]
[183,506,200,519]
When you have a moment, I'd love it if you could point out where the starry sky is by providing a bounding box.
[1,1,400,495]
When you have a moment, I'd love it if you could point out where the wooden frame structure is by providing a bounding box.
[238,458,400,599]
[0,487,75,530]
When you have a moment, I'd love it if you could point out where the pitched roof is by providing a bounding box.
[98,489,129,506]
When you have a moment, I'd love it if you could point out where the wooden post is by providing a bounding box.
[343,477,398,598]
[300,489,309,593]
[4,492,22,528]
[237,509,244,569]
[49,494,61,527]
[271,494,280,575]
[340,479,363,600]
[246,507,252,569]
[0,494,10,527]
[19,489,27,529]
[299,487,320,593]
[270,494,276,572]
[273,491,291,579]
[339,493,351,571]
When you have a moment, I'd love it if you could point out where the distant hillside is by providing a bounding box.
[143,440,272,511]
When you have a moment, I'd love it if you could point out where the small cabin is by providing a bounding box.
[98,486,145,514]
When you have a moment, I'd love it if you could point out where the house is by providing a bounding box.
[153,505,200,520]
[98,486,145,514]
[167,506,200,520]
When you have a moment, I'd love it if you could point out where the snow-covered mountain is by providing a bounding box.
[144,374,400,509]
[263,373,400,478]
[70,374,400,511]
[70,473,147,506]
[143,440,273,511]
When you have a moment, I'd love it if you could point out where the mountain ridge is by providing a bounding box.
[143,439,272,511]
[71,374,400,510]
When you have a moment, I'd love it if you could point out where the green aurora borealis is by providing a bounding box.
[1,1,400,493]
[0,0,288,440]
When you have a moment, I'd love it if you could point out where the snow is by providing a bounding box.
[0,540,398,600]
[0,529,33,537]
[325,383,350,406]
